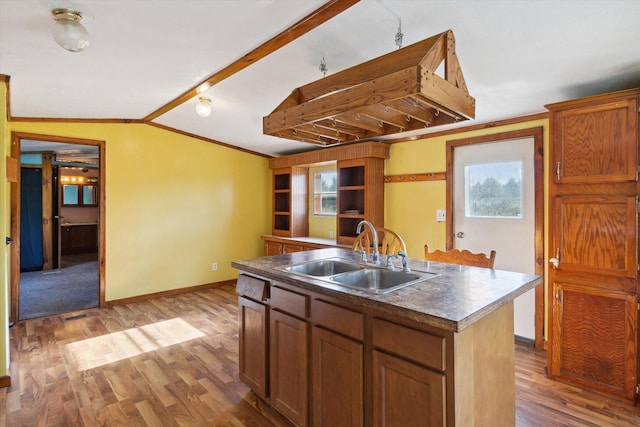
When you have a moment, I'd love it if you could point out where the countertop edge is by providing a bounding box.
[232,248,542,333]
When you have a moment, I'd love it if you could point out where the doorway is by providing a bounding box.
[10,132,106,322]
[446,127,544,348]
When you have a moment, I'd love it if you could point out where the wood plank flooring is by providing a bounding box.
[1,284,639,426]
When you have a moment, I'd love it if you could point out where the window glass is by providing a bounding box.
[313,171,337,215]
[83,185,97,205]
[63,185,79,205]
[464,161,522,218]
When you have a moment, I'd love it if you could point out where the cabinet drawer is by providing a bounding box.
[283,243,304,253]
[312,300,364,341]
[372,318,445,371]
[236,274,269,302]
[271,286,308,318]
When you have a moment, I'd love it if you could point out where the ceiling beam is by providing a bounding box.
[143,0,360,121]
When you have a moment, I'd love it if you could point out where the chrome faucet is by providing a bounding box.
[386,254,397,271]
[356,220,380,265]
[397,251,410,272]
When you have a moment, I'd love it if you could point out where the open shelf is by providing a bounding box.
[336,158,385,245]
[271,167,308,237]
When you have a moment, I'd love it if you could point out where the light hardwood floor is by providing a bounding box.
[1,284,639,426]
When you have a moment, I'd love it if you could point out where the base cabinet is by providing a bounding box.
[236,274,516,426]
[61,224,98,254]
[238,296,268,398]
[264,240,284,256]
[262,236,344,256]
[312,326,363,427]
[372,350,445,427]
[270,310,308,426]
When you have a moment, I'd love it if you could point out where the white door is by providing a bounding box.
[453,137,536,339]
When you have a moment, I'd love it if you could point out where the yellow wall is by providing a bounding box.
[308,163,336,239]
[8,121,271,301]
[1,79,9,377]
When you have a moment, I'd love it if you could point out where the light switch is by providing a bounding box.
[436,209,446,222]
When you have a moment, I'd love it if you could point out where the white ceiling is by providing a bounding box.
[2,0,640,157]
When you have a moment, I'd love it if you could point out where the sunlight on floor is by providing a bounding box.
[65,318,205,371]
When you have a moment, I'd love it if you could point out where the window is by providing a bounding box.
[63,184,79,205]
[313,170,337,215]
[464,161,522,218]
[62,184,98,206]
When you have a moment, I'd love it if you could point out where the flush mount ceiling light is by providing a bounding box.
[51,7,90,52]
[195,97,212,117]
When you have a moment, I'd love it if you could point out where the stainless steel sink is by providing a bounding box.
[281,258,363,277]
[279,258,439,294]
[330,268,439,294]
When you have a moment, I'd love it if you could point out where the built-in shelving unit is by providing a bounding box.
[336,157,384,245]
[272,167,308,237]
[268,141,389,241]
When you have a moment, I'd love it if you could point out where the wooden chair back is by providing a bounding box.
[352,228,407,255]
[424,244,496,268]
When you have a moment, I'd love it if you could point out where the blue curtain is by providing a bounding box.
[20,168,43,271]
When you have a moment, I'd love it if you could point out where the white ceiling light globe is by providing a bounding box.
[52,9,90,52]
[195,97,212,117]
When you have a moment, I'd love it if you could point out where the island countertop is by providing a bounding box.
[231,247,541,332]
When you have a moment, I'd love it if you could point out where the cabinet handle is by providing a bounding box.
[549,248,560,268]
[556,162,561,181]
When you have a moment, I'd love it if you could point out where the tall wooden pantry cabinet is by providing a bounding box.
[546,88,640,400]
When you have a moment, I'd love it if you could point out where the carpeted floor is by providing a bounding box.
[19,253,99,320]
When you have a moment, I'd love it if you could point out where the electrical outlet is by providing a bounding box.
[212,262,218,271]
[329,230,334,239]
[436,209,446,222]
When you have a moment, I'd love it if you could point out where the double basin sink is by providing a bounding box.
[277,257,439,294]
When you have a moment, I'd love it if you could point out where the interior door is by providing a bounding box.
[19,167,43,271]
[52,165,61,269]
[452,136,536,339]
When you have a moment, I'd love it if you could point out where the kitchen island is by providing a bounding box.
[232,248,541,427]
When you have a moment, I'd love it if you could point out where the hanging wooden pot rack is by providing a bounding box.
[263,29,475,146]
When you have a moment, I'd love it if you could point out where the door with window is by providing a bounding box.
[449,129,543,342]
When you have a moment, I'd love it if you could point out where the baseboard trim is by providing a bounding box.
[106,280,236,307]
[0,375,11,388]
[515,335,536,346]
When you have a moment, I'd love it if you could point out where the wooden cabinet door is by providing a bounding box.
[270,310,308,426]
[73,224,98,250]
[550,282,638,399]
[312,326,363,427]
[264,240,283,256]
[238,297,268,398]
[552,96,638,184]
[372,350,445,427]
[61,226,72,252]
[552,195,637,278]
